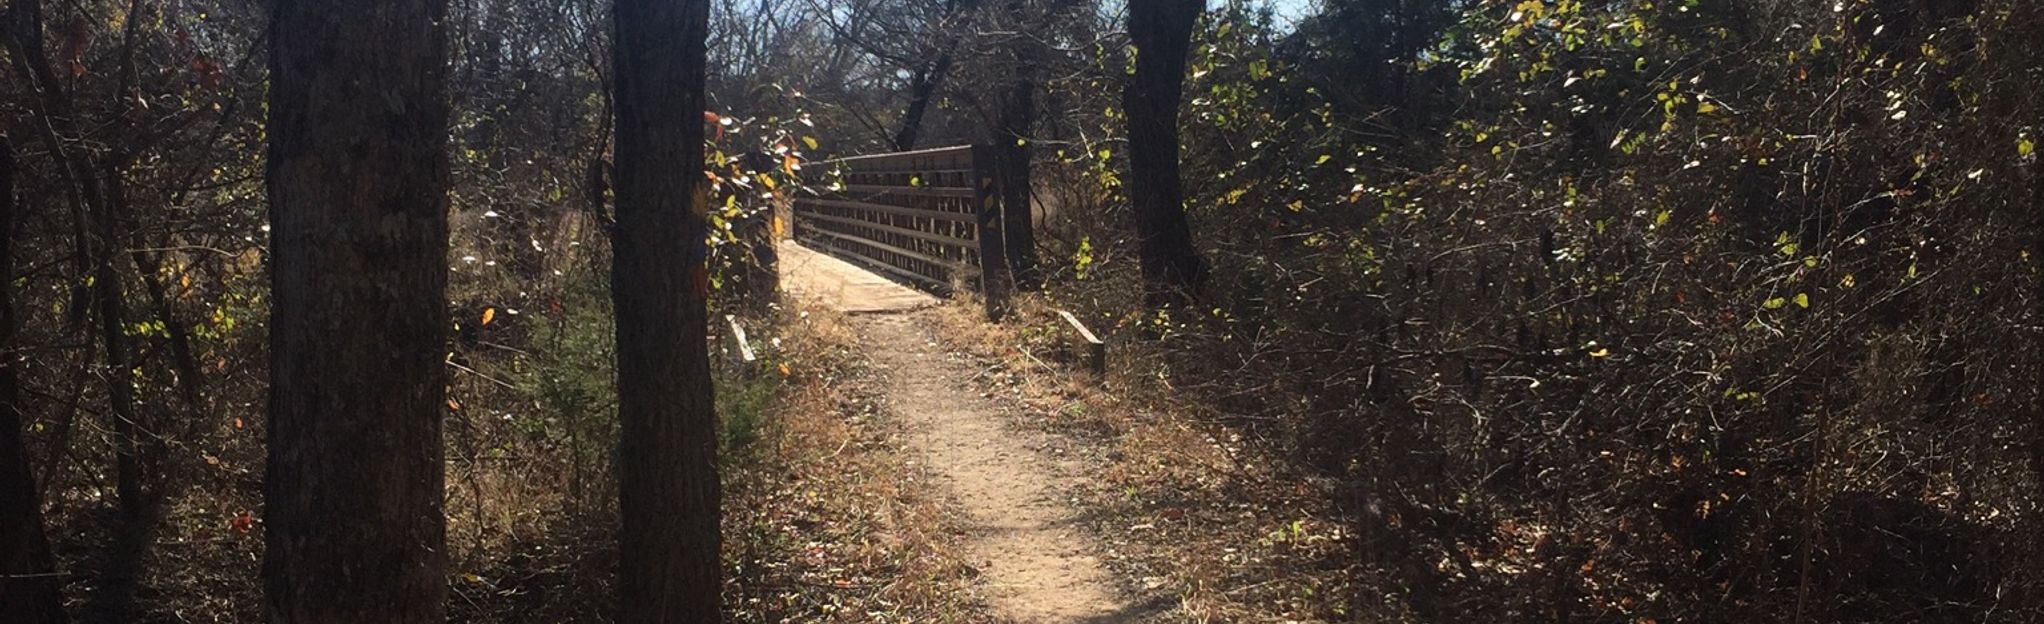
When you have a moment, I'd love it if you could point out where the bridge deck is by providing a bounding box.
[778,240,938,313]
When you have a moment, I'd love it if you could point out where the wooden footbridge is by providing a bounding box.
[776,144,1105,375]
[785,145,1018,317]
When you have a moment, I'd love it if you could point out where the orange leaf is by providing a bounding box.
[61,18,89,77]
[481,307,496,326]
[704,111,724,141]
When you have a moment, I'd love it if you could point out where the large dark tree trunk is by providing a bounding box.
[0,137,67,624]
[612,0,721,620]
[264,0,452,621]
[1123,0,1207,307]
[993,18,1040,290]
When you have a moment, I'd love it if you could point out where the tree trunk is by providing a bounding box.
[263,0,451,620]
[86,163,145,519]
[994,24,1040,290]
[1123,0,1207,307]
[0,137,68,624]
[893,52,952,151]
[612,0,721,620]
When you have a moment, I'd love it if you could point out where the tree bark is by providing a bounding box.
[1,136,68,624]
[264,0,452,621]
[893,52,952,151]
[612,0,721,620]
[1123,0,1207,307]
[993,22,1040,289]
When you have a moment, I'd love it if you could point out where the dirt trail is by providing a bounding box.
[855,312,1132,622]
[780,242,1135,622]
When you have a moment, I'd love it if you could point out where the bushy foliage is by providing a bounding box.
[1034,0,2044,620]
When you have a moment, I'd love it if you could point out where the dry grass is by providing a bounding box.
[46,297,986,623]
[931,296,1366,623]
[721,301,988,623]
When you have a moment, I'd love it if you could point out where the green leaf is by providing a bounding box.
[1794,293,1810,309]
[1763,297,1787,310]
[802,136,819,151]
[2020,137,2035,157]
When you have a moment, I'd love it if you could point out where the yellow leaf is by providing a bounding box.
[1589,347,1611,358]
[802,136,819,150]
[481,307,496,326]
[777,362,791,377]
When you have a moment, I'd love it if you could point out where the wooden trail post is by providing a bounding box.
[1054,309,1106,378]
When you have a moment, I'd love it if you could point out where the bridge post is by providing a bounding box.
[972,145,1013,321]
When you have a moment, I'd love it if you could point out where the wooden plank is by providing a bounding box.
[833,184,975,198]
[795,217,965,268]
[823,144,975,165]
[796,198,977,223]
[778,241,940,312]
[798,227,960,284]
[1054,309,1106,377]
[796,211,979,250]
[726,315,756,362]
[832,168,973,177]
[797,232,954,291]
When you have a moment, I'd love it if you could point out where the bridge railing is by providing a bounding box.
[792,145,1010,314]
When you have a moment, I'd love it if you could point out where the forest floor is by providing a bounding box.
[43,242,1347,623]
[781,241,1362,623]
[855,311,1141,622]
[781,242,1146,622]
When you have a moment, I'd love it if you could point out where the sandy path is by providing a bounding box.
[780,241,1133,622]
[855,312,1131,622]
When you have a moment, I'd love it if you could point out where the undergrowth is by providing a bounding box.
[933,297,1363,622]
